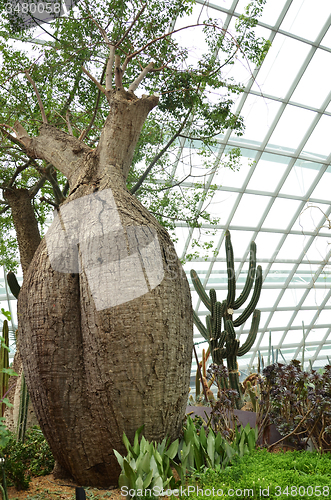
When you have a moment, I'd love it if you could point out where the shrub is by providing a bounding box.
[1,426,54,490]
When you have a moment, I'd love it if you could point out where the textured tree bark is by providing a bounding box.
[17,90,193,486]
[3,188,41,433]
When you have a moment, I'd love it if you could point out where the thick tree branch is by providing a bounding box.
[105,46,115,91]
[130,107,193,195]
[0,124,29,150]
[25,71,48,124]
[128,62,154,92]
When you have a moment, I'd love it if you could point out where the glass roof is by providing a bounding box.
[179,0,331,377]
[1,0,331,378]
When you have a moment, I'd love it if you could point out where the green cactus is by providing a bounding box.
[6,271,30,442]
[191,230,262,408]
[0,320,10,417]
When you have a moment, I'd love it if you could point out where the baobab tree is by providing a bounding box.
[0,0,269,486]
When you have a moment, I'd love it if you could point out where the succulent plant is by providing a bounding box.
[191,230,262,408]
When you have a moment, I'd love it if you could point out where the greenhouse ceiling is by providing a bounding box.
[179,0,331,375]
[1,0,331,376]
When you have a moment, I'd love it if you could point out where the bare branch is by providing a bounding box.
[89,14,111,44]
[81,66,108,97]
[130,107,193,195]
[115,3,147,48]
[88,14,115,91]
[25,71,48,124]
[66,110,73,136]
[105,45,115,91]
[0,205,10,214]
[8,159,34,187]
[82,62,106,141]
[28,175,47,198]
[128,62,154,92]
[78,129,86,140]
[40,196,59,209]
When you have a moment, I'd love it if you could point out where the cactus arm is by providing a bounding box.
[233,241,257,310]
[237,309,260,356]
[225,231,236,307]
[233,265,262,327]
[190,270,211,310]
[193,310,208,340]
[6,271,21,299]
[209,289,216,328]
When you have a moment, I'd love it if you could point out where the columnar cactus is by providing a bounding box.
[0,320,9,417]
[6,271,29,441]
[191,230,262,408]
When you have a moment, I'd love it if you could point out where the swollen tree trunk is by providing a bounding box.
[17,90,193,486]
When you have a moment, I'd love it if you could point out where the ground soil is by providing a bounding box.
[7,474,123,500]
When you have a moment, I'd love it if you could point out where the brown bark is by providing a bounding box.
[17,90,193,487]
[3,188,41,275]
[3,188,41,432]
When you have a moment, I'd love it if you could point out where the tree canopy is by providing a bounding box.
[0,0,270,271]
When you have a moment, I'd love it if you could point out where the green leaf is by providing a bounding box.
[143,469,154,489]
[123,459,137,488]
[123,432,133,455]
[165,439,178,459]
[113,449,124,469]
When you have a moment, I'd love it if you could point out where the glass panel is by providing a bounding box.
[230,193,271,227]
[262,198,301,230]
[276,234,308,260]
[291,309,318,327]
[257,288,281,308]
[301,288,330,307]
[231,96,282,145]
[280,161,320,197]
[267,310,294,329]
[305,235,331,261]
[258,0,288,26]
[315,309,331,325]
[213,159,252,189]
[267,106,317,151]
[251,34,311,98]
[305,328,329,342]
[321,25,331,48]
[254,232,284,261]
[280,0,330,42]
[247,154,290,192]
[277,288,306,307]
[310,166,331,201]
[302,114,331,157]
[291,50,331,108]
